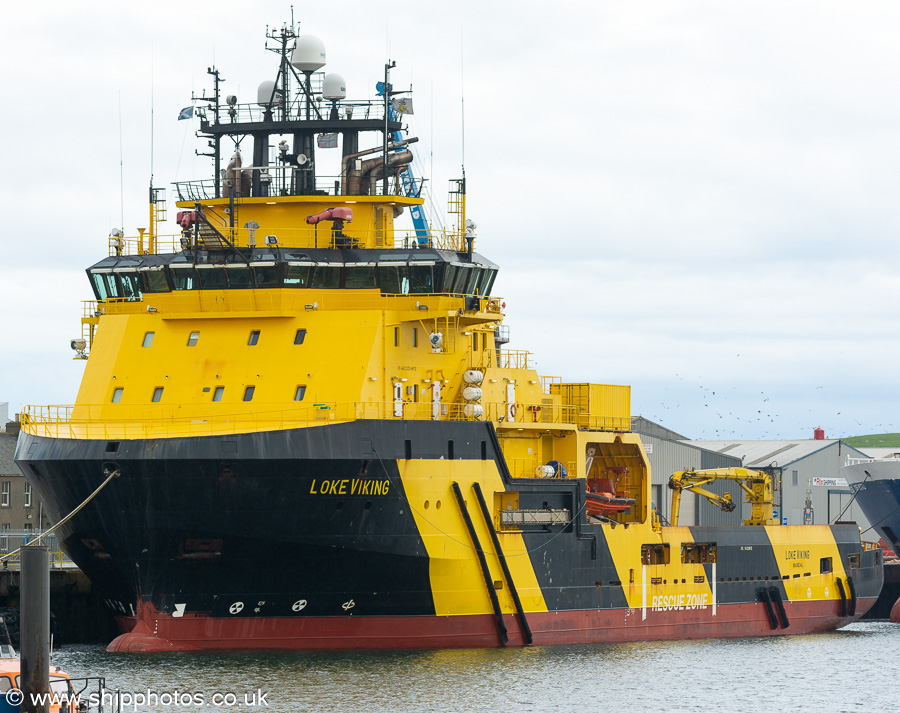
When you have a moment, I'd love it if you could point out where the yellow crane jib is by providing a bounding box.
[667,467,776,527]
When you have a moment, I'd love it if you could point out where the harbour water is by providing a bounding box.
[53,621,895,713]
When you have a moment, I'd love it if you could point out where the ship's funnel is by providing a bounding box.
[291,35,326,72]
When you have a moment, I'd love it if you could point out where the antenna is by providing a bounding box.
[150,40,155,185]
[460,26,465,171]
[118,91,124,233]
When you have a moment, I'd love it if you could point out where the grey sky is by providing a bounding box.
[2,1,899,440]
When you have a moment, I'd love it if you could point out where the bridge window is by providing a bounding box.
[409,265,434,293]
[295,385,307,401]
[253,265,281,288]
[111,387,124,403]
[187,331,200,346]
[478,269,497,296]
[641,543,670,565]
[90,272,120,300]
[344,266,378,289]
[248,330,260,346]
[379,266,410,295]
[212,386,224,402]
[197,267,226,289]
[243,386,255,401]
[170,267,197,290]
[141,268,170,293]
[310,266,340,289]
[294,329,307,345]
[226,266,252,288]
[452,267,472,294]
[118,272,142,301]
[284,264,312,287]
[142,332,154,347]
[152,387,163,403]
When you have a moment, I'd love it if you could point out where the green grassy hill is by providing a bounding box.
[842,433,900,448]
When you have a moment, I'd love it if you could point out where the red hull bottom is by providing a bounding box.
[108,598,876,652]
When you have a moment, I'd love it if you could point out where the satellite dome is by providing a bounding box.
[291,35,326,72]
[257,80,282,106]
[322,73,346,101]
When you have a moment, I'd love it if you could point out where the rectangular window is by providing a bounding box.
[680,543,717,564]
[252,265,281,288]
[24,483,32,508]
[23,524,32,533]
[344,266,378,289]
[187,331,200,346]
[142,332,155,347]
[152,387,163,403]
[473,333,478,352]
[197,267,227,289]
[170,267,197,290]
[226,267,252,288]
[284,264,311,287]
[294,329,307,345]
[141,269,170,293]
[309,266,341,288]
[212,386,224,402]
[111,387,123,403]
[820,557,833,574]
[1,483,8,508]
[413,328,418,348]
[294,385,307,401]
[248,330,260,346]
[394,327,399,347]
[243,386,255,401]
[641,543,670,565]
[792,470,799,487]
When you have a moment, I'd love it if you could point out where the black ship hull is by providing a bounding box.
[15,421,883,651]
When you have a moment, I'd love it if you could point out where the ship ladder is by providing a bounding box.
[836,577,848,617]
[471,481,534,645]
[451,482,508,646]
[757,587,779,630]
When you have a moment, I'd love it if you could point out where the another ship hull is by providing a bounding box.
[17,422,882,652]
[844,460,900,553]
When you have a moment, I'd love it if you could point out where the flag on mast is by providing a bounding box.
[177,106,194,120]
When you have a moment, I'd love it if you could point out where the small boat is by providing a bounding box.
[586,468,636,517]
[0,626,109,713]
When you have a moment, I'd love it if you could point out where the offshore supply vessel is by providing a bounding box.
[15,21,882,651]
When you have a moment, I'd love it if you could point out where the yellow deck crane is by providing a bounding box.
[667,467,777,527]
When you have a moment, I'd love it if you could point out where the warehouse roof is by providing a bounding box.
[683,439,865,468]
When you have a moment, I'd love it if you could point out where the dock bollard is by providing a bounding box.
[20,545,50,713]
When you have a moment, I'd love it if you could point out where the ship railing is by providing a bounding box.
[172,171,426,202]
[22,399,629,438]
[202,96,387,127]
[0,531,75,570]
[480,349,532,370]
[90,292,500,318]
[108,223,464,255]
[109,233,182,257]
[845,456,899,465]
[506,458,579,479]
